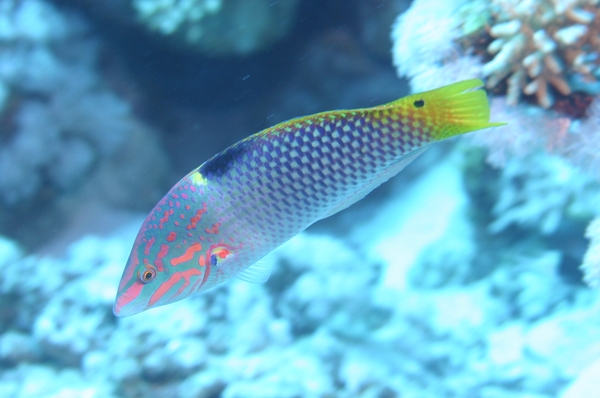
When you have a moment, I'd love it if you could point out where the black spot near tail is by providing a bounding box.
[200,140,249,178]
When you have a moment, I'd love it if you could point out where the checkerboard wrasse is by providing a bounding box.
[114,79,505,317]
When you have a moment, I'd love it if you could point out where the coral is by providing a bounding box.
[524,302,600,378]
[469,96,574,167]
[408,213,477,288]
[0,0,131,204]
[394,0,600,318]
[468,93,600,183]
[0,0,172,251]
[487,152,600,235]
[0,187,599,397]
[487,250,585,321]
[481,0,600,108]
[0,81,133,204]
[132,0,301,55]
[391,0,474,89]
[392,0,496,94]
[393,0,600,110]
[133,0,222,36]
[562,358,600,398]
[581,217,600,288]
[561,95,600,176]
[0,364,116,398]
[272,233,387,339]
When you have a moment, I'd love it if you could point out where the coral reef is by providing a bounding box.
[391,0,477,92]
[393,0,600,291]
[468,93,600,184]
[466,99,600,288]
[487,153,600,235]
[68,0,300,56]
[0,0,128,203]
[481,0,600,108]
[0,0,170,248]
[392,0,600,109]
[0,0,85,204]
[2,147,600,396]
[132,0,300,55]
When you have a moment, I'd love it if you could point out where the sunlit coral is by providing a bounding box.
[581,217,600,288]
[391,0,472,89]
[482,0,600,108]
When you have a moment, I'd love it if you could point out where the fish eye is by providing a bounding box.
[413,99,425,108]
[139,266,157,284]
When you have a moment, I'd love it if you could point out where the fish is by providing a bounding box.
[113,79,505,317]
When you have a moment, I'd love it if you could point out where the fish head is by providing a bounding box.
[113,224,202,317]
[113,176,215,317]
[113,239,165,318]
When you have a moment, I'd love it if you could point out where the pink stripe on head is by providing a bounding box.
[170,242,202,266]
[154,244,169,271]
[115,281,144,312]
[144,237,155,256]
[148,268,202,307]
[119,252,140,291]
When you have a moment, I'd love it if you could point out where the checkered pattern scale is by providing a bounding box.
[197,107,432,259]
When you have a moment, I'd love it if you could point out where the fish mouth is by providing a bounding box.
[113,294,146,317]
[113,303,125,317]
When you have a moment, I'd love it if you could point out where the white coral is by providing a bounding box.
[391,0,482,92]
[581,218,600,288]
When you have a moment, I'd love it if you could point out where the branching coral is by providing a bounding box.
[393,0,600,291]
[392,0,600,109]
[482,0,600,108]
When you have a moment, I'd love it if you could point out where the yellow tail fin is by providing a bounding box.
[393,79,507,141]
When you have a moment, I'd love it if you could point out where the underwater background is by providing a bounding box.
[1,0,600,397]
